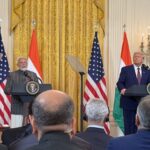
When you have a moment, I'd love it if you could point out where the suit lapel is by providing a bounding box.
[141,67,146,84]
[130,65,138,83]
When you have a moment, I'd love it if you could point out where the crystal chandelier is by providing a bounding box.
[140,28,150,67]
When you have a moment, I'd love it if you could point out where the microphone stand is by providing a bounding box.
[79,72,85,132]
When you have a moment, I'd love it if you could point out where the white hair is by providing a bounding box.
[137,95,150,129]
[85,99,108,122]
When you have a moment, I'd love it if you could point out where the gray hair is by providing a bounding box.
[85,99,108,122]
[32,95,74,129]
[16,57,27,64]
[137,95,150,129]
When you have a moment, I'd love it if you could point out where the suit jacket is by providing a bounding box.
[8,135,91,150]
[1,124,32,146]
[0,144,8,150]
[72,136,92,150]
[107,129,150,150]
[76,127,112,150]
[117,65,150,110]
[4,70,38,115]
[26,131,83,150]
[8,134,38,150]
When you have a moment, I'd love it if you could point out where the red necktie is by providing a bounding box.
[137,67,141,84]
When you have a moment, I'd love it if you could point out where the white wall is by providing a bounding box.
[0,0,13,70]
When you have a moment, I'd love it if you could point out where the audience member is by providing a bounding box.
[107,95,150,150]
[1,124,31,146]
[8,101,38,150]
[26,90,86,150]
[4,96,91,150]
[76,99,112,150]
[1,100,34,146]
[8,134,37,150]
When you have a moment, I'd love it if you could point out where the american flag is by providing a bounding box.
[0,29,11,126]
[83,32,110,134]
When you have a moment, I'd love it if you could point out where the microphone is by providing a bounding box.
[24,71,43,83]
[142,64,149,70]
[24,71,34,81]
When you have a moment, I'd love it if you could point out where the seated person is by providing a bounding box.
[107,95,150,150]
[76,99,112,150]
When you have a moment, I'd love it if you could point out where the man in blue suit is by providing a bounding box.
[117,51,150,135]
[107,95,150,150]
[76,99,112,150]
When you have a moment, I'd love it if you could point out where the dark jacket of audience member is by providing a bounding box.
[26,90,88,150]
[76,99,112,150]
[1,124,31,146]
[4,98,91,150]
[107,95,150,150]
[0,144,8,150]
[8,134,38,150]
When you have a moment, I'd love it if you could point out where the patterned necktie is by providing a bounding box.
[137,67,141,84]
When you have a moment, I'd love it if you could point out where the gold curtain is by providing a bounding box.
[11,0,105,131]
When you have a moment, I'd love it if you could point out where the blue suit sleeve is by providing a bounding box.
[107,140,115,150]
[117,67,127,91]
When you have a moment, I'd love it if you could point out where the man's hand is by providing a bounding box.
[121,88,126,95]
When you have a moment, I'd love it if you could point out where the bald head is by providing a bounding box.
[32,90,74,129]
[36,90,70,111]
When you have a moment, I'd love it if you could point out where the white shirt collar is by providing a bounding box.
[88,125,104,129]
[133,64,142,69]
[134,64,142,75]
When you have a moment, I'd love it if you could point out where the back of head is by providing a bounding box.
[32,90,74,129]
[137,95,150,129]
[86,99,108,123]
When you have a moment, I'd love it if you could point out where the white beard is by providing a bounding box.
[20,68,27,71]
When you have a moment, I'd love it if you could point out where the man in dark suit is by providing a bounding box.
[8,134,38,150]
[76,99,112,150]
[117,51,150,135]
[1,124,31,146]
[0,144,8,150]
[107,95,150,150]
[4,57,39,128]
[26,90,85,150]
[7,99,91,150]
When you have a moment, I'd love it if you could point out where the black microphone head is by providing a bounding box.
[142,64,149,70]
[24,70,28,76]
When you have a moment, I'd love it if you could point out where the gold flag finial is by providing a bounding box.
[0,18,2,27]
[94,21,99,32]
[31,19,36,28]
[123,24,126,32]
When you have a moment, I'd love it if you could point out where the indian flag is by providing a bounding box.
[113,32,132,133]
[27,29,42,80]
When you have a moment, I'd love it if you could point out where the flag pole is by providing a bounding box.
[79,71,85,132]
[0,18,2,31]
[123,24,126,32]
